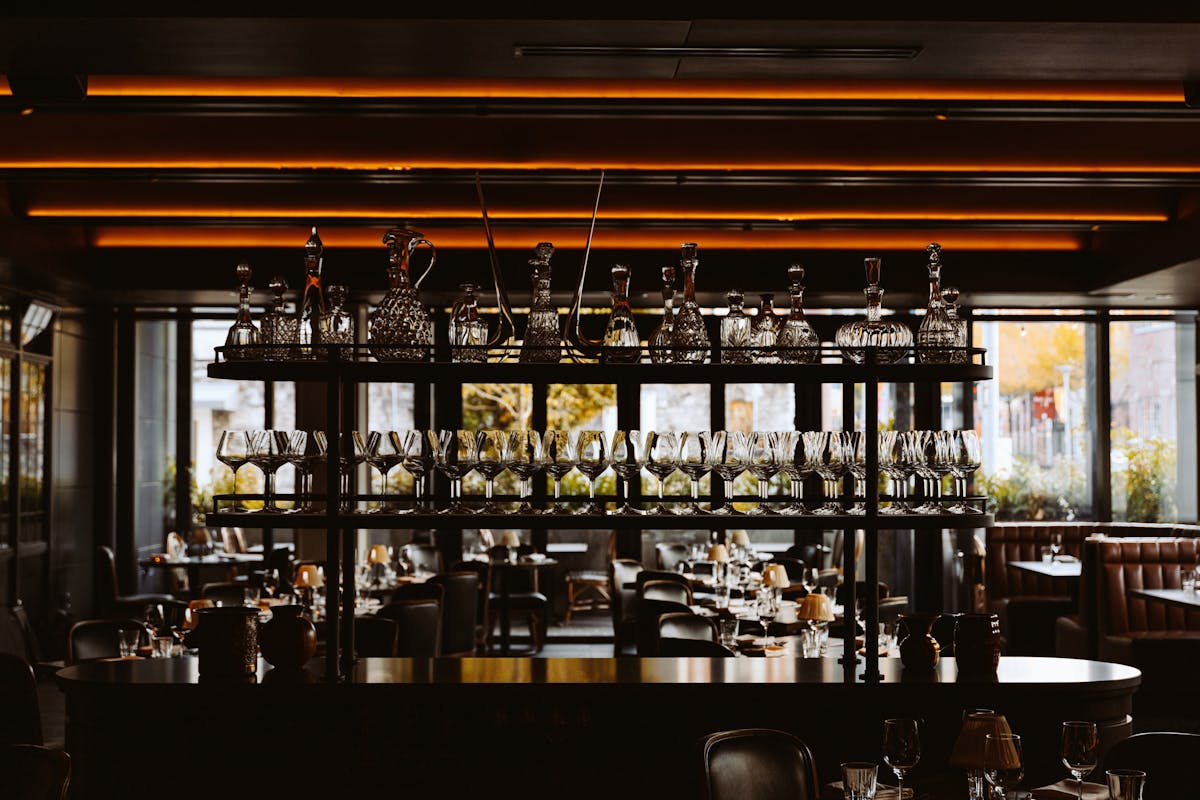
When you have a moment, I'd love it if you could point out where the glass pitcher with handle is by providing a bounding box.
[369,228,437,362]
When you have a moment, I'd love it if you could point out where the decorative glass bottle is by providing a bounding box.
[750,293,780,364]
[916,242,957,364]
[720,289,752,363]
[942,285,969,363]
[778,264,820,364]
[450,282,489,363]
[225,261,260,360]
[835,257,913,364]
[319,285,355,359]
[602,264,641,363]
[369,228,437,362]
[260,275,298,361]
[519,242,561,363]
[296,228,325,360]
[648,265,675,364]
[670,243,710,363]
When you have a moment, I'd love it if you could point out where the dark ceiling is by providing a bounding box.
[2,11,1200,310]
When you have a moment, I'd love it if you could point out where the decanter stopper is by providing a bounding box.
[720,288,752,363]
[602,264,641,363]
[269,275,288,307]
[648,265,676,365]
[225,261,260,360]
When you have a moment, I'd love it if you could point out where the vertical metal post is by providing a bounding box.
[840,378,856,682]
[614,379,641,560]
[863,375,881,683]
[324,355,341,681]
[175,313,193,548]
[6,307,20,606]
[114,309,136,597]
[531,382,548,552]
[1091,316,1112,521]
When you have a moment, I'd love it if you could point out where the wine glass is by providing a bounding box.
[1050,531,1064,560]
[709,430,748,516]
[882,718,921,800]
[215,430,251,513]
[745,431,781,516]
[435,429,476,514]
[778,430,813,515]
[248,430,289,513]
[802,567,819,594]
[401,430,436,513]
[879,430,911,515]
[846,431,866,515]
[1060,722,1098,800]
[909,430,941,514]
[282,430,311,513]
[945,429,982,514]
[541,430,577,515]
[609,430,646,515]
[677,431,712,515]
[756,586,778,647]
[575,430,610,515]
[984,733,1023,799]
[366,431,404,513]
[507,430,542,514]
[644,431,680,515]
[811,431,850,515]
[475,430,510,513]
[334,432,368,513]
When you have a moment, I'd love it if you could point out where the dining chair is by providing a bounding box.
[375,599,441,657]
[0,744,71,800]
[402,543,444,576]
[655,542,690,572]
[765,556,807,582]
[201,582,250,607]
[353,616,399,658]
[450,560,492,651]
[427,572,480,657]
[700,728,820,800]
[1104,731,1200,798]
[95,546,174,617]
[635,570,693,600]
[66,618,148,665]
[0,653,42,746]
[387,583,444,604]
[659,637,735,657]
[658,611,718,643]
[635,598,693,656]
[641,579,692,605]
[611,558,644,656]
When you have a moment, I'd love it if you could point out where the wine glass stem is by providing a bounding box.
[691,478,700,503]
[231,465,242,512]
[790,477,800,503]
[263,468,276,512]
[724,478,735,509]
[485,478,494,501]
[554,478,562,502]
[381,467,393,511]
[588,478,596,500]
[657,476,665,505]
[758,477,768,504]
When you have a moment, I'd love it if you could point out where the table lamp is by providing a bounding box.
[730,530,750,547]
[950,711,1013,800]
[795,592,835,625]
[708,544,729,563]
[501,531,522,548]
[762,563,790,589]
[367,544,391,565]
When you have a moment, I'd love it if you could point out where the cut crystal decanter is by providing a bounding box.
[778,264,820,364]
[648,265,676,364]
[260,275,298,361]
[450,282,489,363]
[916,242,957,364]
[836,257,913,364]
[319,284,355,359]
[602,264,641,363]
[942,285,969,363]
[719,289,752,363]
[225,261,260,360]
[296,228,325,360]
[369,228,437,362]
[670,243,710,363]
[750,293,780,364]
[519,242,561,363]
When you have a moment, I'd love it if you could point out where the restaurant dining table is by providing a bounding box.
[1009,557,1083,607]
[138,552,262,594]
[1128,586,1200,611]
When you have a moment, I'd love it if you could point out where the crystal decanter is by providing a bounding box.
[260,275,298,361]
[942,285,969,363]
[450,282,489,363]
[296,228,325,360]
[225,261,260,360]
[750,293,780,364]
[670,243,710,363]
[369,228,437,362]
[916,242,957,364]
[836,257,913,364]
[778,264,820,364]
[519,242,561,363]
[719,289,752,363]
[648,265,676,364]
[320,284,355,359]
[602,264,641,363]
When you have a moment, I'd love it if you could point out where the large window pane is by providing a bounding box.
[136,321,178,554]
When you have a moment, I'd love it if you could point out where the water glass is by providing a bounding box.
[1041,546,1054,564]
[717,618,738,649]
[841,761,878,800]
[715,584,731,609]
[1183,568,1197,593]
[118,629,141,658]
[1105,769,1145,800]
[800,627,820,657]
[152,636,174,658]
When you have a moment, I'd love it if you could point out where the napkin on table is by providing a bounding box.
[1031,780,1107,799]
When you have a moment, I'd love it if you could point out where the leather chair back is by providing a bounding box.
[388,583,444,604]
[1097,537,1200,636]
[660,637,734,657]
[641,579,691,605]
[0,654,42,746]
[354,616,399,658]
[376,599,441,657]
[611,559,644,653]
[200,582,248,607]
[767,556,806,581]
[67,618,147,665]
[636,598,692,655]
[427,572,479,656]
[701,728,820,800]
[636,570,692,598]
[96,545,121,612]
[1104,731,1200,799]
[403,544,443,575]
[0,745,71,800]
[451,560,491,634]
[658,612,717,642]
[656,542,690,572]
[267,547,295,592]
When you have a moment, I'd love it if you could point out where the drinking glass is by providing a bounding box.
[152,635,174,658]
[475,430,510,513]
[575,430,610,514]
[984,733,1023,799]
[282,430,311,513]
[745,431,781,516]
[401,430,436,512]
[366,430,404,513]
[812,431,850,515]
[334,432,368,513]
[717,618,739,650]
[248,430,290,512]
[778,430,812,515]
[909,430,942,514]
[1051,532,1064,559]
[435,429,477,514]
[507,430,542,514]
[756,587,778,646]
[846,431,867,515]
[1183,567,1197,593]
[882,718,921,800]
[945,429,982,514]
[879,430,913,515]
[610,430,646,515]
[215,430,251,513]
[644,431,679,515]
[842,762,878,800]
[802,567,819,594]
[677,431,712,515]
[542,430,577,515]
[119,628,141,658]
[1105,769,1145,800]
[709,430,748,516]
[1061,721,1098,800]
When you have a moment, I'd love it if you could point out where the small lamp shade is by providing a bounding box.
[763,564,791,588]
[708,544,730,563]
[501,531,522,548]
[294,564,324,589]
[949,713,1014,769]
[795,592,835,623]
[730,530,751,547]
[367,544,391,565]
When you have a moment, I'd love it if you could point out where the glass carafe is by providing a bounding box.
[225,262,260,360]
[519,242,561,363]
[836,257,913,364]
[260,275,298,361]
[916,242,957,364]
[296,227,325,360]
[778,264,820,364]
[942,286,969,363]
[720,289,752,363]
[320,284,355,359]
[602,264,641,363]
[450,282,489,363]
[648,265,675,364]
[670,243,710,363]
[750,293,780,364]
[369,228,437,362]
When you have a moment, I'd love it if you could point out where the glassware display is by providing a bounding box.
[846,431,867,515]
[449,282,489,363]
[719,289,752,364]
[1060,721,1099,800]
[296,227,325,360]
[260,275,298,361]
[983,733,1023,799]
[778,430,813,515]
[319,284,355,359]
[284,430,318,513]
[945,429,982,514]
[810,430,850,515]
[648,265,676,364]
[778,264,820,364]
[882,719,922,800]
[369,228,438,362]
[602,264,641,363]
[942,285,969,363]
[474,430,510,513]
[836,257,913,365]
[916,243,958,364]
[610,430,646,515]
[879,430,912,515]
[224,262,260,360]
[671,243,710,362]
[750,293,780,364]
[401,430,436,513]
[248,430,289,513]
[519,242,562,363]
[434,429,476,515]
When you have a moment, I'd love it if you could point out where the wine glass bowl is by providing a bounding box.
[609,430,646,515]
[541,430,577,515]
[574,430,610,514]
[507,430,543,514]
[709,430,748,515]
[435,429,477,514]
[365,430,404,513]
[1060,721,1098,800]
[945,429,982,514]
[811,431,850,515]
[475,430,511,513]
[216,430,251,513]
[677,431,713,515]
[745,431,781,516]
[644,431,680,515]
[882,718,921,800]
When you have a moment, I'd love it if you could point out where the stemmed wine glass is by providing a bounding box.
[778,430,813,515]
[802,567,819,594]
[401,430,436,513]
[945,429,982,514]
[984,733,1023,800]
[575,430,610,514]
[366,431,404,513]
[882,718,921,800]
[846,431,866,515]
[541,430,577,515]
[215,430,251,513]
[677,431,712,515]
[745,431,781,516]
[335,432,368,513]
[811,431,850,515]
[709,430,748,516]
[248,430,289,513]
[507,430,542,514]
[879,430,911,515]
[910,430,942,514]
[610,430,646,515]
[1050,531,1064,560]
[475,430,510,513]
[1060,721,1098,800]
[644,431,679,515]
[282,430,310,513]
[435,429,476,514]
[756,586,778,647]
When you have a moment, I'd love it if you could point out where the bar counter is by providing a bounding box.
[59,656,1139,800]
